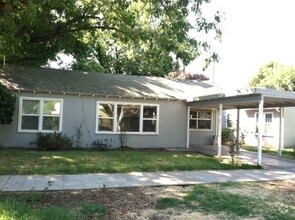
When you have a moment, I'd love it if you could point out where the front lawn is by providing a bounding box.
[156,181,295,220]
[0,148,258,175]
[0,180,294,219]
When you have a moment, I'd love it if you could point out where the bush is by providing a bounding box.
[221,128,234,144]
[0,84,16,125]
[35,132,73,150]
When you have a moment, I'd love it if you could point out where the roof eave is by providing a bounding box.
[11,89,186,102]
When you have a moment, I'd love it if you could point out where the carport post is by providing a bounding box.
[236,108,240,152]
[278,107,284,157]
[217,103,223,157]
[257,98,264,166]
[186,106,190,148]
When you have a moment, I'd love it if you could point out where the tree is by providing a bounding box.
[249,61,295,91]
[0,84,16,125]
[167,71,209,80]
[0,0,222,76]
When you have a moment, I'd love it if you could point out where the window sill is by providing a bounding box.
[96,131,159,135]
[189,129,212,132]
[18,130,61,133]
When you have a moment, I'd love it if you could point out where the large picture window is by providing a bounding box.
[97,102,159,134]
[19,97,62,132]
[189,109,212,130]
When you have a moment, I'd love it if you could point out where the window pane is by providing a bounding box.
[198,120,211,129]
[143,106,157,119]
[189,120,197,129]
[190,111,197,119]
[98,118,113,131]
[43,101,61,115]
[99,104,114,118]
[22,100,40,114]
[198,111,211,119]
[265,113,272,123]
[143,120,156,132]
[21,116,39,130]
[117,105,140,132]
[42,117,59,130]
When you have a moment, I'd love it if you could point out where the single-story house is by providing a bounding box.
[2,66,295,165]
[0,66,223,149]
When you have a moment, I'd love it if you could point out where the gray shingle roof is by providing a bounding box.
[0,66,224,100]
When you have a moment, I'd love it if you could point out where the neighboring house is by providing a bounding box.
[1,66,295,161]
[0,66,223,148]
[224,107,295,148]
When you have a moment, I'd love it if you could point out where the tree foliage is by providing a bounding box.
[0,0,222,76]
[167,71,209,80]
[0,84,16,125]
[249,61,295,91]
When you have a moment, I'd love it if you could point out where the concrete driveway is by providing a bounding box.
[185,144,295,170]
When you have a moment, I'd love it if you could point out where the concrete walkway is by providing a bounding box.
[1,168,295,192]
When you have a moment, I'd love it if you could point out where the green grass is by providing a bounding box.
[242,145,295,160]
[80,203,108,217]
[0,193,107,220]
[156,185,255,216]
[0,148,258,175]
[156,182,295,220]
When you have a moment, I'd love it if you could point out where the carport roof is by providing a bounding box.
[188,87,295,109]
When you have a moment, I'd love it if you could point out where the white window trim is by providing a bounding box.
[18,97,63,133]
[96,102,159,135]
[189,109,213,131]
[254,112,273,136]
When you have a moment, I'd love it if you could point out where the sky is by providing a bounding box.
[186,0,295,90]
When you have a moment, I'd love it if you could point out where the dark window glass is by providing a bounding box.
[190,110,212,130]
[117,105,140,132]
[143,120,156,132]
[42,117,59,130]
[21,116,39,130]
[198,120,211,129]
[143,106,157,119]
[98,118,113,131]
[190,111,197,119]
[189,120,197,129]
[22,100,39,114]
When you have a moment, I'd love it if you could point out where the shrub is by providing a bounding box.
[35,132,73,150]
[221,128,234,144]
[0,84,16,125]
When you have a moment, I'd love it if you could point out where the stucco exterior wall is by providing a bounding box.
[283,107,295,147]
[0,92,188,148]
[225,108,281,147]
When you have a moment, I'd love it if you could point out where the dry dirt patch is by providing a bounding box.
[3,180,295,219]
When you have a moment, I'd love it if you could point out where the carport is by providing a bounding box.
[187,88,295,165]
